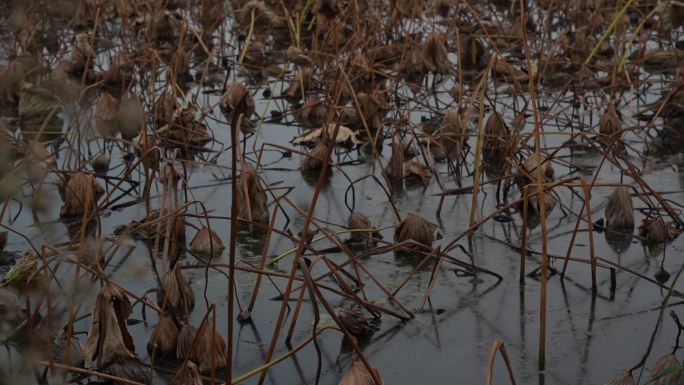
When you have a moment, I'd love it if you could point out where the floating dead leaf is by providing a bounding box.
[292,124,361,146]
[147,315,179,359]
[189,227,225,257]
[605,186,634,230]
[157,263,195,320]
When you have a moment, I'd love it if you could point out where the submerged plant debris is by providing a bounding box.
[2,0,684,385]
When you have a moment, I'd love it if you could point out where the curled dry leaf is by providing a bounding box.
[422,33,451,75]
[238,162,269,226]
[147,315,179,359]
[386,137,405,184]
[301,143,332,173]
[171,361,203,385]
[192,322,228,373]
[515,155,555,190]
[599,104,621,139]
[60,172,105,217]
[292,124,362,146]
[219,82,255,127]
[189,226,225,257]
[639,218,679,244]
[337,307,378,341]
[176,323,197,361]
[157,263,195,320]
[482,112,510,163]
[394,213,440,249]
[157,104,212,149]
[650,354,682,385]
[404,161,432,186]
[339,361,384,385]
[283,67,314,102]
[605,186,634,230]
[295,98,328,128]
[604,373,635,385]
[95,92,120,137]
[347,211,381,244]
[84,283,135,368]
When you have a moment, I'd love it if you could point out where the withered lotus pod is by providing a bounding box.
[219,82,254,125]
[394,213,440,248]
[193,322,228,373]
[339,361,384,385]
[605,186,634,230]
[650,354,682,385]
[189,227,225,257]
[599,104,621,140]
[238,162,270,225]
[604,373,636,385]
[147,315,179,359]
[337,308,378,341]
[347,211,381,244]
[176,323,197,361]
[482,112,510,163]
[157,263,195,319]
[171,361,203,385]
[301,143,331,174]
[84,284,136,369]
[60,172,105,217]
[421,33,451,75]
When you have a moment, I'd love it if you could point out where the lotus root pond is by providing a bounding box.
[2,1,684,385]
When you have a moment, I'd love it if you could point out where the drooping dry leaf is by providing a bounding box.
[650,354,682,385]
[189,227,225,257]
[339,361,384,385]
[171,361,203,385]
[347,211,381,244]
[237,162,269,225]
[394,213,440,249]
[147,315,179,359]
[60,172,104,217]
[157,263,195,320]
[605,186,634,230]
[404,161,432,186]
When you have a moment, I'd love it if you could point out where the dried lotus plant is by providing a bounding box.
[650,354,683,385]
[171,361,203,385]
[60,172,104,217]
[339,361,384,385]
[394,213,440,249]
[192,321,228,373]
[238,162,269,226]
[421,33,451,75]
[347,211,382,245]
[599,104,621,141]
[84,283,149,385]
[605,186,634,230]
[482,112,510,164]
[301,143,332,175]
[220,82,255,131]
[157,263,195,320]
[189,226,225,257]
[147,315,179,359]
[337,307,379,341]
